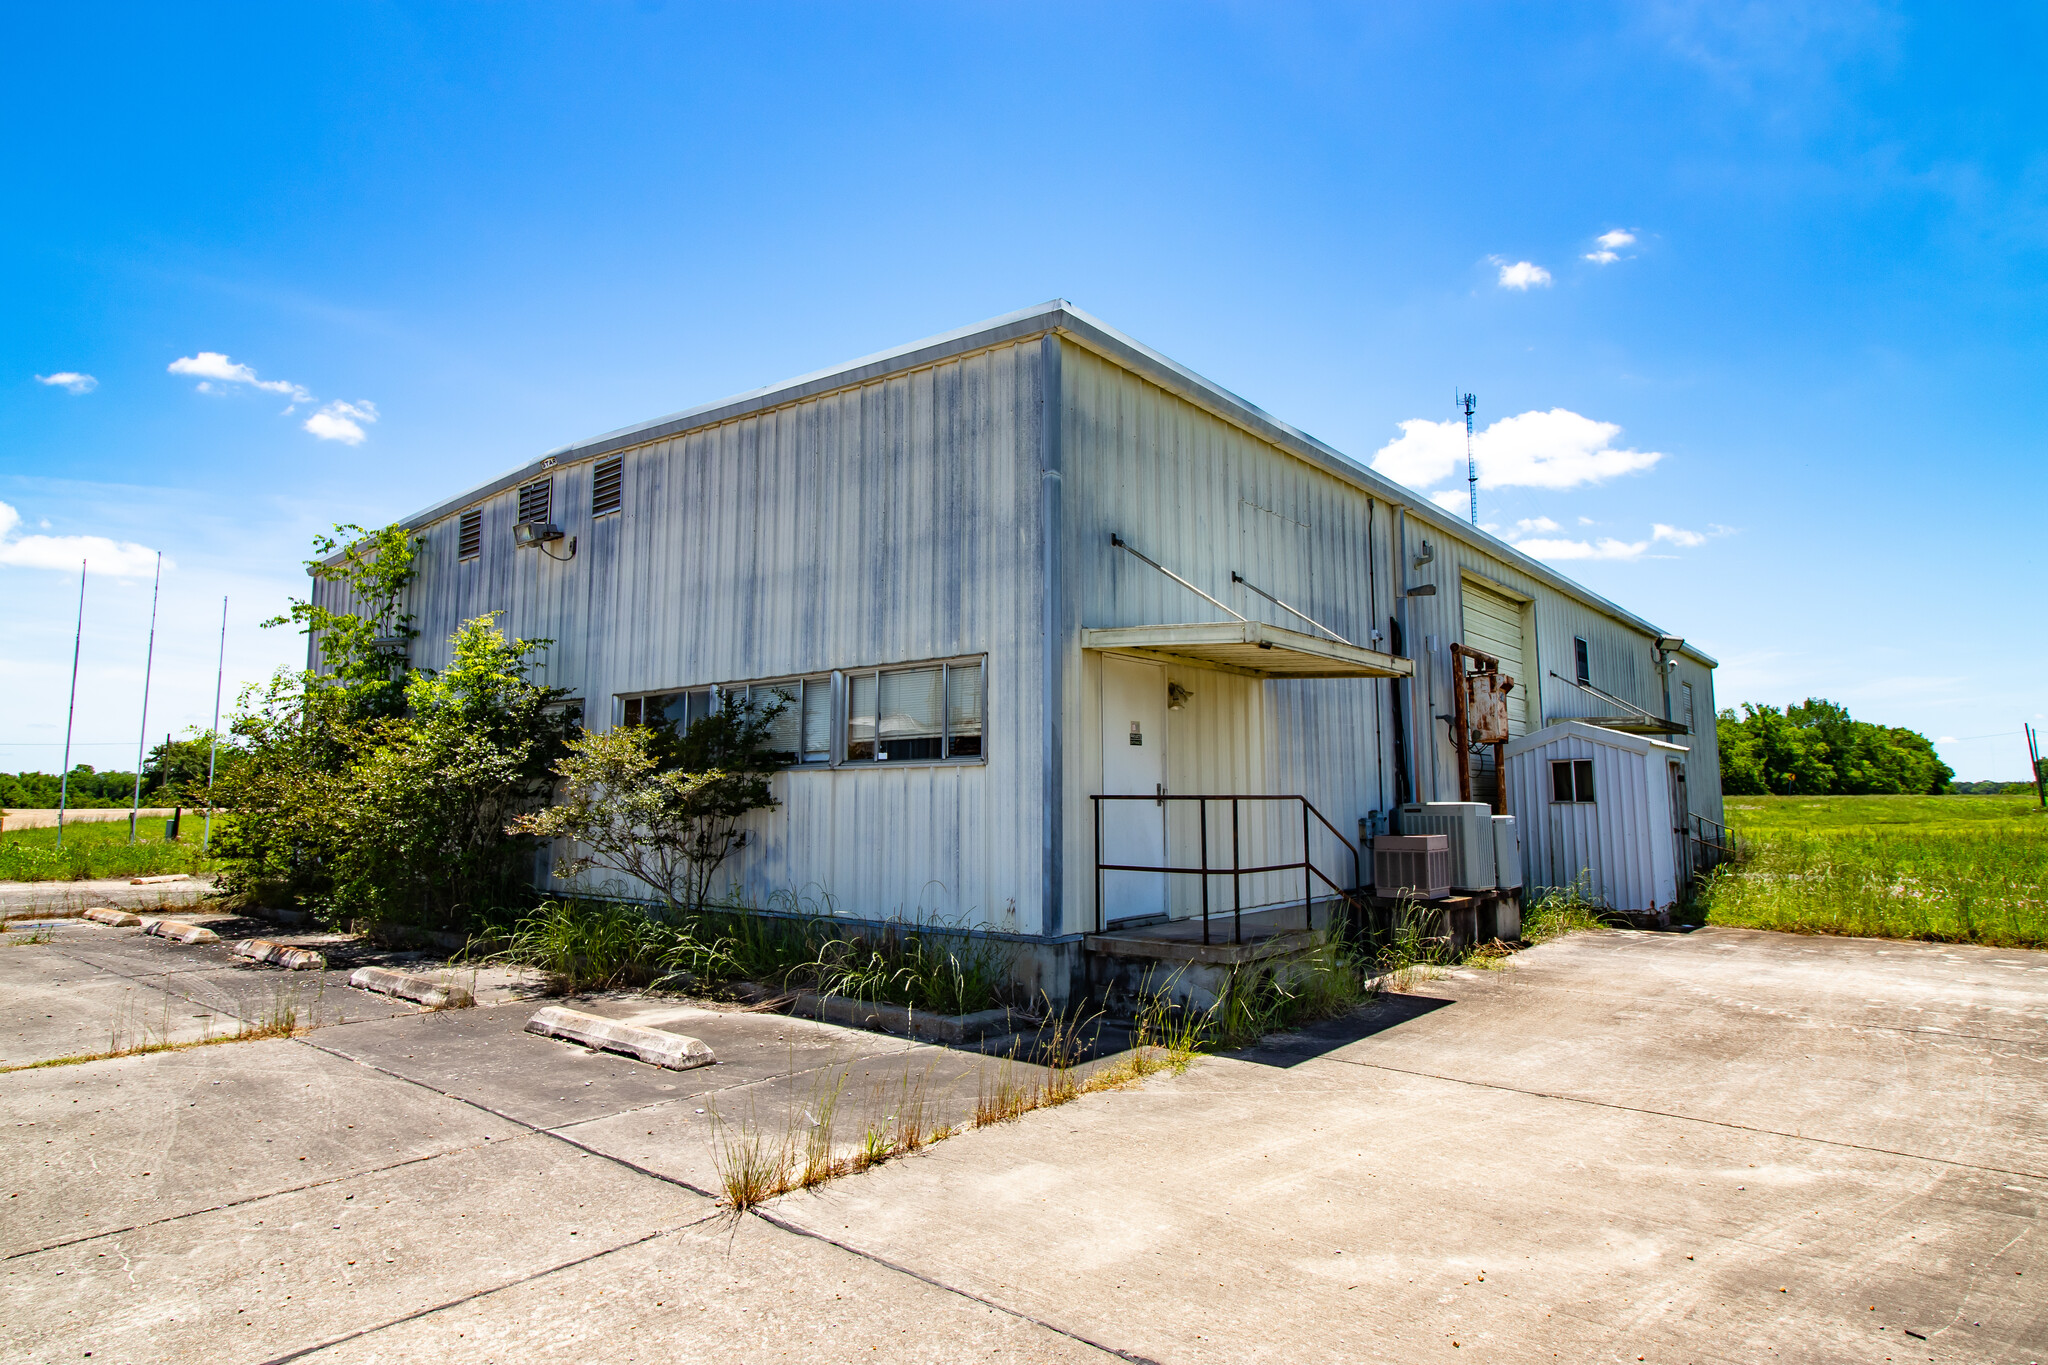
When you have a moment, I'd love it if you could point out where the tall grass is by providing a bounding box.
[476,893,1012,1010]
[1698,824,2048,948]
[0,821,219,883]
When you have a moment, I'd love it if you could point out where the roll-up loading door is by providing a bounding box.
[1461,581,1529,806]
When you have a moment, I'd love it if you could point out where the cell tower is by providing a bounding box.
[1458,391,1478,525]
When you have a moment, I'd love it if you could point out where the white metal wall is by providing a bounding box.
[1503,726,1680,912]
[329,338,1053,931]
[1059,343,1398,933]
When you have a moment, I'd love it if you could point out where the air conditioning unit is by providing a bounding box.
[1492,815,1523,890]
[1398,802,1497,892]
[1372,834,1450,901]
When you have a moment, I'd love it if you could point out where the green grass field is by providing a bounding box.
[1699,793,2048,948]
[0,819,222,883]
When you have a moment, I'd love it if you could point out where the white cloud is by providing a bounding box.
[1652,523,1707,547]
[1494,259,1553,290]
[1585,229,1637,264]
[0,500,165,577]
[168,351,312,405]
[1372,408,1663,492]
[35,372,98,394]
[303,399,378,445]
[1428,487,1469,513]
[1512,536,1652,561]
[1514,516,1561,535]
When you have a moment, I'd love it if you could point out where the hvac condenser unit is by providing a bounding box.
[1398,802,1498,892]
[1492,815,1523,890]
[1372,834,1450,901]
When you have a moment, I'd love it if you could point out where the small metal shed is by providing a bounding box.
[1502,721,1693,914]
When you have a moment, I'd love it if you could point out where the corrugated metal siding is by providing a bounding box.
[326,338,1051,931]
[1504,728,1677,911]
[1059,343,1394,930]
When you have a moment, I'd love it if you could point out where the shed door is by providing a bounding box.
[1099,656,1168,925]
[1461,582,1529,806]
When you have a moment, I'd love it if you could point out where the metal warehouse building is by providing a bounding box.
[321,301,1723,999]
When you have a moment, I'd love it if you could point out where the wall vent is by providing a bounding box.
[458,508,482,561]
[517,477,553,525]
[592,456,623,517]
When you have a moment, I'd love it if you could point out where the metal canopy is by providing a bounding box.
[1081,621,1414,680]
[1568,715,1692,737]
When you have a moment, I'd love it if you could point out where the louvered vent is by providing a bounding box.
[592,456,623,517]
[458,508,482,561]
[517,478,552,525]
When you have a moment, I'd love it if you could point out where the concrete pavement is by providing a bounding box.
[4,919,2042,1362]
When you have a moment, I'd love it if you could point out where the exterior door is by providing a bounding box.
[1460,581,1529,807]
[1100,655,1168,924]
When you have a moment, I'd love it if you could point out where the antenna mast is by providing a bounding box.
[1459,391,1478,525]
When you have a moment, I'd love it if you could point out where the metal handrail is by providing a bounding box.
[1090,793,1365,945]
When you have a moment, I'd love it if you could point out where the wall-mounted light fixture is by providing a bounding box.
[1406,583,1438,596]
[1167,681,1193,711]
[1412,539,1435,569]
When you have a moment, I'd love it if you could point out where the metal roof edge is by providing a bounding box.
[378,300,1077,542]
[1041,307,1711,665]
[342,303,1723,668]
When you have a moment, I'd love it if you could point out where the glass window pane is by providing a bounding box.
[946,661,983,758]
[1551,760,1574,803]
[802,678,832,761]
[847,672,877,761]
[879,666,943,761]
[1573,760,1596,802]
[763,684,802,758]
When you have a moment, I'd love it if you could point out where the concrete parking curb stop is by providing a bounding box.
[525,1005,717,1070]
[83,907,142,927]
[348,965,474,1009]
[141,918,220,944]
[235,938,327,971]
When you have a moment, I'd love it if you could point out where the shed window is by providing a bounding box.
[518,477,553,525]
[1551,759,1596,804]
[592,456,623,517]
[458,508,482,562]
[1573,636,1591,685]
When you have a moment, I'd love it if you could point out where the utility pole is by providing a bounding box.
[128,552,162,845]
[1459,391,1478,526]
[57,561,85,850]
[204,597,226,850]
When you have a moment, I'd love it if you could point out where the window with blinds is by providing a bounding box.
[592,456,623,517]
[458,508,482,561]
[517,477,552,525]
[616,656,986,769]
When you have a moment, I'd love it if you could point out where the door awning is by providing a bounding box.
[1081,621,1415,679]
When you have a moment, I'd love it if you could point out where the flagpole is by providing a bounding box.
[128,552,162,845]
[203,596,226,850]
[56,560,86,850]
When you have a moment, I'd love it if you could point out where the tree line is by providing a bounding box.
[1717,699,1953,796]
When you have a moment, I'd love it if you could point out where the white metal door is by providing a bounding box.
[1100,655,1167,923]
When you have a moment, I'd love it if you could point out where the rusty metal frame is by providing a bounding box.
[1448,643,1514,812]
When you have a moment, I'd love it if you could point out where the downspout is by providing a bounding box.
[1393,506,1416,814]
[1039,332,1065,942]
[1368,497,1384,819]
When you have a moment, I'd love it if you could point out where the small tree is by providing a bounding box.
[514,695,788,915]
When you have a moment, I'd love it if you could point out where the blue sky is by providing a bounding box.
[3,2,2042,781]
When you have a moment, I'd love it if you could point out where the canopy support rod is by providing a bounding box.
[1110,534,1245,622]
[1548,670,1662,723]
[1230,572,1354,647]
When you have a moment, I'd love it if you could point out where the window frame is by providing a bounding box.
[611,653,988,772]
[1549,758,1597,804]
[1573,636,1591,685]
